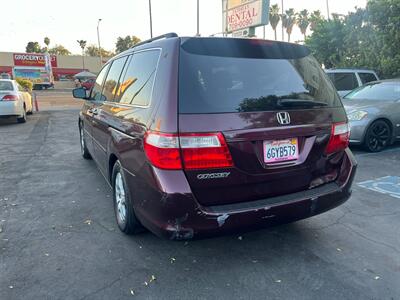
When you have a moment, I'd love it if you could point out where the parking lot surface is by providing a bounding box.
[1,103,400,299]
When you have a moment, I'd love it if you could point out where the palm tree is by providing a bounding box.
[269,4,281,41]
[44,37,50,52]
[282,9,296,42]
[297,9,310,41]
[77,40,87,70]
[309,10,324,31]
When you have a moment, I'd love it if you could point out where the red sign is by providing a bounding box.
[13,53,57,68]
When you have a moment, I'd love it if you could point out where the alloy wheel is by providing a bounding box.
[366,121,390,152]
[115,172,127,225]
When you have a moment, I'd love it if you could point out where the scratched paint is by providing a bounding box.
[357,176,400,199]
[217,213,230,227]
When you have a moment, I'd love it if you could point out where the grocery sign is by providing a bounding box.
[222,0,269,33]
[13,53,57,68]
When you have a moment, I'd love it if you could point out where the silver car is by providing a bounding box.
[342,79,400,152]
[0,79,33,123]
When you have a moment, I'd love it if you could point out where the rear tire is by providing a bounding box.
[79,123,92,159]
[17,107,26,123]
[363,120,391,152]
[112,160,143,235]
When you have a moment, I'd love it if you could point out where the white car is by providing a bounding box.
[325,69,379,97]
[0,79,33,123]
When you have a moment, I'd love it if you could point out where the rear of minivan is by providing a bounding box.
[136,37,357,239]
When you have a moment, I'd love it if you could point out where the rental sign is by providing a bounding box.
[13,53,57,68]
[223,0,269,33]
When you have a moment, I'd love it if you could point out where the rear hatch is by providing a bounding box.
[178,38,347,207]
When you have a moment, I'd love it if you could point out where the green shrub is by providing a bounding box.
[16,78,33,91]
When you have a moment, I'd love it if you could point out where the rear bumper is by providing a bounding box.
[0,101,23,117]
[129,149,357,240]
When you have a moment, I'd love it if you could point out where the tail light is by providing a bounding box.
[144,133,182,170]
[1,94,18,101]
[325,122,350,154]
[144,132,233,170]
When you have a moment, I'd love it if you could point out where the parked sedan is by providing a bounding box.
[0,79,33,123]
[342,79,400,152]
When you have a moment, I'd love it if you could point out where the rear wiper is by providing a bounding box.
[278,99,328,107]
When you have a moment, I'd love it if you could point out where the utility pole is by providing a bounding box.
[326,0,330,20]
[97,19,102,67]
[196,0,200,36]
[281,0,284,41]
[149,0,153,38]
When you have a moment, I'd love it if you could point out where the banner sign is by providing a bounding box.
[13,53,57,68]
[222,0,269,33]
[13,68,51,84]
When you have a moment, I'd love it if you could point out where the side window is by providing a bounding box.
[91,64,110,101]
[117,50,160,106]
[332,73,358,91]
[359,73,378,85]
[102,56,128,102]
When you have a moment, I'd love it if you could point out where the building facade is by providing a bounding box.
[0,52,105,81]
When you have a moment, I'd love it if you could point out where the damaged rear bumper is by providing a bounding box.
[129,148,357,240]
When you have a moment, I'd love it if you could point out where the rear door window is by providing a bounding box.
[179,41,341,113]
[102,56,128,102]
[116,49,160,106]
[329,73,358,91]
[91,64,110,101]
[358,72,378,84]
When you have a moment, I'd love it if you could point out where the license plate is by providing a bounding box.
[264,138,299,163]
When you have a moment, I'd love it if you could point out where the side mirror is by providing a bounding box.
[72,87,87,99]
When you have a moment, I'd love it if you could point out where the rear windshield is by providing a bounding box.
[0,81,13,91]
[179,38,341,114]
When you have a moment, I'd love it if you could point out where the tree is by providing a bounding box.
[115,36,141,53]
[269,4,281,41]
[85,44,113,57]
[25,41,41,53]
[44,37,50,52]
[367,0,400,77]
[77,40,87,69]
[48,45,71,56]
[297,9,310,40]
[305,0,400,78]
[282,9,296,42]
[309,10,324,31]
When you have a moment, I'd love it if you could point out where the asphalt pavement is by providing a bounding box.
[0,107,399,299]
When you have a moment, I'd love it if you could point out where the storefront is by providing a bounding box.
[0,51,102,81]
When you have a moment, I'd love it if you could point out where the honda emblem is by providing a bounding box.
[277,112,291,125]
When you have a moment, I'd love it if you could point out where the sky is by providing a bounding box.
[1,0,367,55]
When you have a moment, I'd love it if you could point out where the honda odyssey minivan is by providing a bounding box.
[73,33,357,239]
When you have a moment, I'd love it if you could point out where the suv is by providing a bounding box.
[73,34,357,240]
[325,69,379,97]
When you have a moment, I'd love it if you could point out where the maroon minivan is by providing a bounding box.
[73,33,357,239]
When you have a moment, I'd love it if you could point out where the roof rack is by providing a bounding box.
[130,32,178,49]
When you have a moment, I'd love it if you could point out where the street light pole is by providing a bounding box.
[97,19,102,67]
[281,0,284,41]
[196,0,200,36]
[326,0,330,20]
[149,0,153,38]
